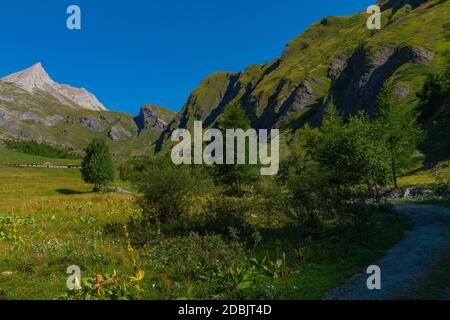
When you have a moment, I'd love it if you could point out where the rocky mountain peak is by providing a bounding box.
[2,62,53,93]
[1,63,107,111]
[134,105,169,134]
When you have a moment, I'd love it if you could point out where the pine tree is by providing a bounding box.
[213,103,255,195]
[81,138,114,192]
[377,83,425,189]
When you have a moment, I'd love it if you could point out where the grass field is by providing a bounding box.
[0,148,81,166]
[398,169,438,187]
[0,147,411,300]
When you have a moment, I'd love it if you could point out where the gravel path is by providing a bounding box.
[325,203,450,300]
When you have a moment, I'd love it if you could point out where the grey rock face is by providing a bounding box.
[108,124,132,141]
[17,111,40,122]
[328,53,351,81]
[43,115,64,127]
[134,106,168,134]
[79,117,104,132]
[327,45,434,117]
[279,81,317,116]
[0,96,13,102]
[0,106,14,126]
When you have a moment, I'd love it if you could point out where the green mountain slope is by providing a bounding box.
[0,79,175,158]
[157,0,449,159]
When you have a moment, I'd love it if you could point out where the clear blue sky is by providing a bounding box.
[0,0,374,114]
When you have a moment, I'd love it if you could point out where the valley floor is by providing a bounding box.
[0,163,411,300]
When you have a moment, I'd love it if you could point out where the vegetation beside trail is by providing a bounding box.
[0,76,435,300]
[0,154,409,300]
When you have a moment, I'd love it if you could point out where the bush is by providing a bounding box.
[197,196,253,236]
[132,155,212,234]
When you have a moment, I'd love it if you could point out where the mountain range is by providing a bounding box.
[0,0,448,160]
[0,63,175,157]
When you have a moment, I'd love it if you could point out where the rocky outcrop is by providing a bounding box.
[279,81,318,116]
[134,105,169,134]
[328,45,434,117]
[108,124,133,141]
[79,117,104,132]
[43,115,64,127]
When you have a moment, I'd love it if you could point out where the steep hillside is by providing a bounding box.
[157,0,449,156]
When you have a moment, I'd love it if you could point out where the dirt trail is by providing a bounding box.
[325,203,450,300]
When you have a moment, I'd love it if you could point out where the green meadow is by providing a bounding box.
[0,147,411,300]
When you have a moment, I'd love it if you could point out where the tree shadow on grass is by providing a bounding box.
[56,189,91,195]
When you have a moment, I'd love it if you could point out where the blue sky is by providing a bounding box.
[0,0,374,114]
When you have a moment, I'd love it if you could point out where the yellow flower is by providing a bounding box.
[129,270,145,282]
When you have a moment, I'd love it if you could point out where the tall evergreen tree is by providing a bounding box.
[81,138,114,192]
[213,103,255,195]
[377,83,425,189]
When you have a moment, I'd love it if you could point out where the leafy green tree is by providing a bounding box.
[377,83,425,189]
[81,138,114,192]
[212,103,256,196]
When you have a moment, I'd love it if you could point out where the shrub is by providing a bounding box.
[132,155,212,234]
[198,196,253,236]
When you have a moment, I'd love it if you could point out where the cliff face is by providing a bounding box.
[134,105,175,135]
[157,0,449,153]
